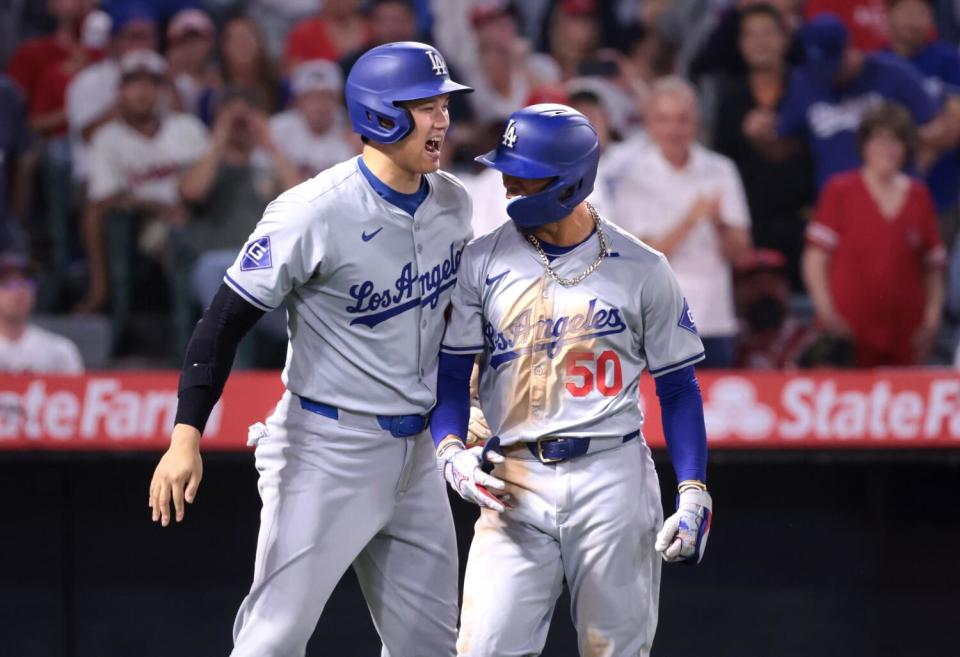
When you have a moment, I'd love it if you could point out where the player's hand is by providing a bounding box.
[149,424,203,526]
[656,488,712,565]
[436,438,509,512]
[466,405,492,447]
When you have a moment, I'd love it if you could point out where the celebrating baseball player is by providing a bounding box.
[431,104,713,656]
[148,42,473,656]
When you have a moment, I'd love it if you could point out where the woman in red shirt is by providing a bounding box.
[803,102,946,366]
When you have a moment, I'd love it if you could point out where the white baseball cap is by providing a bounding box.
[167,8,214,42]
[291,60,343,96]
[119,49,167,79]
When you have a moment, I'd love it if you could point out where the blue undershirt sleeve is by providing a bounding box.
[654,365,708,483]
[430,352,475,449]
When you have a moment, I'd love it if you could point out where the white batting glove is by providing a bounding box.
[436,437,508,512]
[655,488,713,565]
[466,404,492,447]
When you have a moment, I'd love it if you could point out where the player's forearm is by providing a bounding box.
[175,284,264,434]
[654,366,708,484]
[430,352,475,449]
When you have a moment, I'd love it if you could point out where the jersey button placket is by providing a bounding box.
[529,276,553,424]
[411,229,425,382]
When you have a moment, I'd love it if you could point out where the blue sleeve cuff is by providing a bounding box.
[430,352,474,448]
[654,365,708,483]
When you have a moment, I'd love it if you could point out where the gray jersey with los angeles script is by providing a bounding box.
[441,219,703,444]
[225,156,473,415]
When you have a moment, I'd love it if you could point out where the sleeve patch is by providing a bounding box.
[240,236,273,271]
[678,298,699,336]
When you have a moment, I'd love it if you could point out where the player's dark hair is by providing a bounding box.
[856,101,918,160]
[739,3,789,34]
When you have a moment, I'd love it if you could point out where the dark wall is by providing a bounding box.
[3,451,958,657]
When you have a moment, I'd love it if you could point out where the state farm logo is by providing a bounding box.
[0,379,222,442]
[700,376,960,444]
[703,377,776,440]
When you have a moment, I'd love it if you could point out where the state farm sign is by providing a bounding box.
[0,370,957,450]
[641,371,960,448]
[0,372,283,450]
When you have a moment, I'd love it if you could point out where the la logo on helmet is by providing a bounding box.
[502,120,518,148]
[426,50,448,76]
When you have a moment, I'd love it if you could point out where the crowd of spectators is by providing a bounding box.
[2,0,960,373]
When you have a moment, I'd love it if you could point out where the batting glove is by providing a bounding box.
[655,486,712,565]
[436,437,508,512]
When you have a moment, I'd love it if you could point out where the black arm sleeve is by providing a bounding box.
[174,283,266,433]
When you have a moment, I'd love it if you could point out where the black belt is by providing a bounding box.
[528,430,639,463]
[298,397,429,438]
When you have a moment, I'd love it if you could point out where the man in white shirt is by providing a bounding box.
[612,76,752,368]
[78,49,208,313]
[0,251,83,373]
[66,4,159,183]
[269,59,358,180]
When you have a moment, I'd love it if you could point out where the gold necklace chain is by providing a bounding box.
[525,203,609,288]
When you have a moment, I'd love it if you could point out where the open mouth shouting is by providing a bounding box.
[425,135,443,161]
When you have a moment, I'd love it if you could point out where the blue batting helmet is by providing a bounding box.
[476,104,600,228]
[345,42,472,144]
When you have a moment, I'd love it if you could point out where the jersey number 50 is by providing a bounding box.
[565,351,623,397]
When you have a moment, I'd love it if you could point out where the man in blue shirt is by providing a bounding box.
[744,13,950,191]
[887,0,960,241]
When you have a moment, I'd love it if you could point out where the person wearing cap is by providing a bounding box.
[734,248,818,368]
[744,13,949,197]
[65,1,159,183]
[269,59,357,179]
[148,42,473,656]
[0,251,84,373]
[78,49,208,314]
[613,76,752,369]
[804,0,889,52]
[165,7,217,117]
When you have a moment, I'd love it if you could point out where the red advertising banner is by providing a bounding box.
[1,370,958,450]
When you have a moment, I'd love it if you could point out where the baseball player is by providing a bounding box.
[148,42,473,657]
[431,104,713,657]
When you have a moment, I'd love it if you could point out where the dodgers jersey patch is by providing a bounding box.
[240,236,273,271]
[678,297,698,336]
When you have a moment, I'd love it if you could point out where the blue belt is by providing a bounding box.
[525,430,639,464]
[298,397,429,438]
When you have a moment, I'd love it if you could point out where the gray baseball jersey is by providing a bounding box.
[225,155,473,415]
[441,219,704,444]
